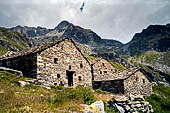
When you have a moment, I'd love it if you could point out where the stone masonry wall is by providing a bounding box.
[36,39,92,87]
[124,70,152,96]
[92,59,116,81]
[0,54,37,78]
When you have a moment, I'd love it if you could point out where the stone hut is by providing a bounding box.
[0,38,92,87]
[89,58,117,81]
[91,58,152,96]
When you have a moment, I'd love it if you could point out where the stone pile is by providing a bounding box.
[109,95,154,113]
[81,101,105,113]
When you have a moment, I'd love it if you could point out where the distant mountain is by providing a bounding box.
[0,27,33,56]
[10,25,52,37]
[124,23,170,56]
[10,21,123,48]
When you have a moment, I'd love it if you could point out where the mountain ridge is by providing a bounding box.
[10,21,123,48]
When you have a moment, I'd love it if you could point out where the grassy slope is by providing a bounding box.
[146,85,170,113]
[109,60,126,71]
[0,45,8,56]
[0,71,117,113]
[0,27,30,56]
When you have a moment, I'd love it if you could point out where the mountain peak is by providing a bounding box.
[55,20,72,30]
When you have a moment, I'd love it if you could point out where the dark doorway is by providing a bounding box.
[66,71,74,86]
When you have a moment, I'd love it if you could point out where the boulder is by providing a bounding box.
[114,96,129,102]
[81,101,105,113]
[18,81,30,87]
[0,90,4,94]
[90,101,105,113]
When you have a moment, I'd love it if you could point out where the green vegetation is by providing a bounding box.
[0,71,99,112]
[85,55,97,60]
[109,60,126,71]
[95,88,111,94]
[159,51,170,67]
[131,50,160,65]
[0,45,8,56]
[141,65,163,81]
[0,27,30,56]
[0,71,31,84]
[146,85,170,113]
[141,51,160,64]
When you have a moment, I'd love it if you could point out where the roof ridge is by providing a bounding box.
[0,38,70,60]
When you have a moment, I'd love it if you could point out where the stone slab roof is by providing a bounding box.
[94,68,140,81]
[0,38,68,60]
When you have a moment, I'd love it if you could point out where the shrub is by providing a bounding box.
[53,86,96,106]
[146,85,170,113]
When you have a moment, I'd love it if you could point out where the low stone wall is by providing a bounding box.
[109,95,154,113]
[0,67,23,76]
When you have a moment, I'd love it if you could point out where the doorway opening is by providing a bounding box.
[66,71,75,86]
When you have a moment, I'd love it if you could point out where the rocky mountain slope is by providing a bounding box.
[124,23,170,56]
[10,25,52,37]
[11,21,123,48]
[0,27,33,56]
[10,21,124,63]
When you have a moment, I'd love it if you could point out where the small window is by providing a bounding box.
[102,63,105,66]
[54,58,58,64]
[100,71,102,74]
[104,71,107,74]
[136,77,138,81]
[69,66,71,70]
[78,76,82,81]
[143,79,145,84]
[57,74,60,78]
[80,63,83,68]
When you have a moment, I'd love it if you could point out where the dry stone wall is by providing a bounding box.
[36,39,92,87]
[92,59,117,81]
[124,70,152,96]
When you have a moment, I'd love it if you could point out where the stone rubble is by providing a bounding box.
[81,101,105,113]
[108,95,154,113]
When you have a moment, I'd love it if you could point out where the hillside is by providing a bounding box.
[10,25,52,37]
[124,23,170,56]
[0,27,33,56]
[11,21,123,48]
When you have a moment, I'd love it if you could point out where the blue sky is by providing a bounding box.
[0,0,170,43]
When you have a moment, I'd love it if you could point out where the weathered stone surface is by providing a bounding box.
[0,90,4,94]
[18,81,30,87]
[0,38,92,87]
[91,57,152,96]
[81,101,104,113]
[110,95,154,113]
[124,70,152,96]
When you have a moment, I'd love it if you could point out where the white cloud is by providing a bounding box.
[0,0,170,43]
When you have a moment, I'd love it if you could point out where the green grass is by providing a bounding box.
[0,27,30,51]
[137,50,160,64]
[95,88,112,94]
[85,56,97,60]
[159,51,170,67]
[0,45,8,56]
[0,71,31,84]
[0,71,97,112]
[109,60,126,71]
[146,85,170,113]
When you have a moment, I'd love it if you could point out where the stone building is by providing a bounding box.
[90,58,152,96]
[0,38,92,87]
